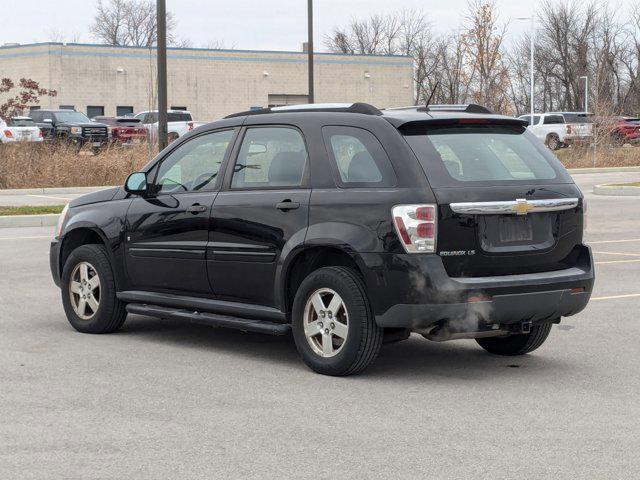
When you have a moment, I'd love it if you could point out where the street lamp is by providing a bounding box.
[516,15,535,121]
[579,75,588,113]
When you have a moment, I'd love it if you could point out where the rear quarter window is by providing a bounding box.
[322,126,396,187]
[403,125,572,187]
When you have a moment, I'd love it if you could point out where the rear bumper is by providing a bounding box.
[361,245,594,330]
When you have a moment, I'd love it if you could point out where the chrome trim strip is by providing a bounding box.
[449,198,579,215]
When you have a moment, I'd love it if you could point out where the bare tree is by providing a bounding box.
[91,0,181,47]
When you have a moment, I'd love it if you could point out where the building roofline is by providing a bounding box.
[0,41,412,59]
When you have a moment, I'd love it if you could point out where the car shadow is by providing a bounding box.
[119,315,573,380]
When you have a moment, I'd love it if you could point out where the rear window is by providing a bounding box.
[403,125,571,187]
[8,118,34,126]
[168,112,192,122]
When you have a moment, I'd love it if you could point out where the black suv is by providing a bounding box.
[30,109,108,148]
[50,103,594,376]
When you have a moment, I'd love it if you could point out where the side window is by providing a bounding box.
[154,129,234,194]
[532,115,541,125]
[322,126,396,187]
[30,111,42,122]
[544,115,564,125]
[231,127,308,189]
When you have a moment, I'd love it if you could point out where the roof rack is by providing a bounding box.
[225,102,383,119]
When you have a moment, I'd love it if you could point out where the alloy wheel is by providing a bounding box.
[69,261,101,320]
[303,288,349,358]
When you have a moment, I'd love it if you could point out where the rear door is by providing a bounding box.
[209,125,311,307]
[124,128,236,293]
[403,123,584,277]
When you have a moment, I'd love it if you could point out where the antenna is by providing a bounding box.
[424,82,440,111]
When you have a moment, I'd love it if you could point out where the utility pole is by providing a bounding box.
[307,0,314,104]
[580,76,589,113]
[157,0,168,150]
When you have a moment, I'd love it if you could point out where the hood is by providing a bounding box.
[66,122,108,128]
[69,187,121,207]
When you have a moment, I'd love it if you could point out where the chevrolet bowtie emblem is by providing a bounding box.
[512,199,534,215]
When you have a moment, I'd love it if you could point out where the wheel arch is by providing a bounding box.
[279,245,369,316]
[59,225,115,286]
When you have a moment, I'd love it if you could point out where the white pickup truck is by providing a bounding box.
[518,112,593,150]
[134,110,206,143]
[0,116,43,143]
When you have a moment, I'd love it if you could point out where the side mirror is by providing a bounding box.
[125,172,148,195]
[43,119,53,124]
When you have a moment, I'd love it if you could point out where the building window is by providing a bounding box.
[87,106,105,119]
[171,106,187,111]
[29,106,41,111]
[116,106,134,117]
[59,105,75,110]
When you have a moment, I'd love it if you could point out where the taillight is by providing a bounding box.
[566,124,573,134]
[392,204,437,253]
[4,130,12,138]
[582,198,587,231]
[38,129,43,137]
[187,121,194,131]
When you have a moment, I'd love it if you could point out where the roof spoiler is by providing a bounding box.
[225,102,382,119]
[421,104,494,114]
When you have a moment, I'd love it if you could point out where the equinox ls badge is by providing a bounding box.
[512,199,535,215]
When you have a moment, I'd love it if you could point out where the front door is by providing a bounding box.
[125,129,236,294]
[210,126,311,307]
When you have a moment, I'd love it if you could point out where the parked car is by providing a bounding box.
[91,116,148,145]
[604,117,640,145]
[518,112,593,150]
[30,109,109,149]
[0,116,43,143]
[135,110,206,143]
[50,102,593,376]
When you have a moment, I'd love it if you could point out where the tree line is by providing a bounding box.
[326,1,640,117]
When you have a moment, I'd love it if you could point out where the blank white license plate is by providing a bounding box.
[92,142,102,147]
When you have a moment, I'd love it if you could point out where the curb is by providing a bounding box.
[593,184,640,196]
[568,166,640,174]
[0,186,114,196]
[0,214,59,228]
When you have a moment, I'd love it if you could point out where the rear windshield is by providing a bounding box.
[168,112,192,122]
[403,125,572,187]
[8,118,35,126]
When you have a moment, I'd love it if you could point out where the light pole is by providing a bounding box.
[516,15,535,121]
[156,0,168,150]
[579,75,588,113]
[307,0,314,104]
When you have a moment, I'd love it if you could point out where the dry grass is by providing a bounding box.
[556,145,640,169]
[0,142,154,189]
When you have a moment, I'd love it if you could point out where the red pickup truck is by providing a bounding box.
[91,116,148,145]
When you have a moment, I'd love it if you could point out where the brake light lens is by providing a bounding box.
[187,121,194,131]
[566,124,573,134]
[4,130,13,138]
[38,129,43,137]
[392,204,437,253]
[582,198,587,231]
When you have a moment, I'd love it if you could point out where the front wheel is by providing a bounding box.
[291,266,383,376]
[61,244,127,334]
[476,323,552,356]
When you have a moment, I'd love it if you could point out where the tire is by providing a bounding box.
[546,134,560,151]
[291,266,383,376]
[476,323,552,356]
[61,244,127,334]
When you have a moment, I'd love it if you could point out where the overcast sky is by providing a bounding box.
[1,0,634,52]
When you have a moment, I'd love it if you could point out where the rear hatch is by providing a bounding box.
[402,121,585,277]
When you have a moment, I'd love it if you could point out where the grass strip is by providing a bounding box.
[0,205,65,216]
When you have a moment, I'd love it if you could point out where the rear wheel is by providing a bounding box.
[168,132,179,143]
[291,266,383,376]
[476,323,552,356]
[61,244,127,334]
[546,134,561,150]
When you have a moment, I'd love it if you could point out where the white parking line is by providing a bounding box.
[0,236,51,241]
[589,238,640,244]
[591,293,640,301]
[27,194,73,201]
[593,251,640,257]
[595,259,640,265]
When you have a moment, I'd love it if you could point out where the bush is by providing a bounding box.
[0,142,153,189]
[555,145,640,169]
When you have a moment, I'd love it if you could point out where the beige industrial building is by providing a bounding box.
[0,42,414,121]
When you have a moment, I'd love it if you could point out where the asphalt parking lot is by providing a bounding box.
[1,171,639,479]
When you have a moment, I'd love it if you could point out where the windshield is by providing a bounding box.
[54,111,91,123]
[403,125,571,187]
[8,118,35,126]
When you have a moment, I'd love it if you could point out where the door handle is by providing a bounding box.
[276,200,300,211]
[187,203,207,214]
